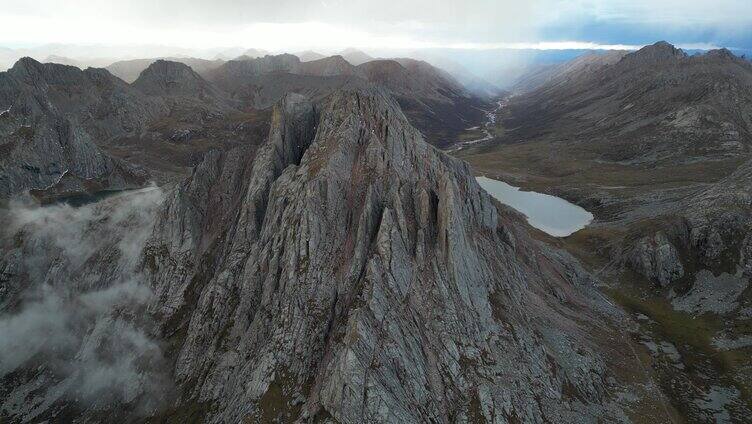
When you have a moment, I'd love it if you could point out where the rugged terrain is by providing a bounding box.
[205,53,489,147]
[0,58,163,200]
[458,41,752,421]
[4,41,750,422]
[0,53,490,201]
[0,87,675,422]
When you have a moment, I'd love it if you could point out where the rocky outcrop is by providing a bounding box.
[143,90,628,422]
[0,102,148,199]
[1,57,165,140]
[627,231,685,286]
[619,40,687,67]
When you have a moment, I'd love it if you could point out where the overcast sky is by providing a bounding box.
[1,0,750,52]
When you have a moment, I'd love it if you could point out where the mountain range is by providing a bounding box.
[2,40,752,423]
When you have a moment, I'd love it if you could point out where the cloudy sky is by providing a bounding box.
[1,0,750,53]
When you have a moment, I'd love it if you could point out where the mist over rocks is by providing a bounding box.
[0,187,169,420]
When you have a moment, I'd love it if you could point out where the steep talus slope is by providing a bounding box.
[0,58,164,199]
[143,90,640,422]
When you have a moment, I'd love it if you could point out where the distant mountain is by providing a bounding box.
[423,58,503,98]
[206,54,489,147]
[133,59,223,100]
[106,57,225,83]
[357,58,465,101]
[495,42,752,166]
[240,48,270,58]
[511,50,628,93]
[356,58,488,147]
[338,47,374,65]
[42,55,85,68]
[0,47,17,70]
[295,55,360,77]
[294,50,326,62]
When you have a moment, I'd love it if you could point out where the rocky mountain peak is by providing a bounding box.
[704,47,743,63]
[622,40,687,65]
[295,55,358,77]
[132,59,215,98]
[9,56,43,75]
[8,56,87,87]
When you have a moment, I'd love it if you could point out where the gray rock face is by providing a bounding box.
[0,57,165,140]
[628,231,685,286]
[0,57,165,199]
[0,105,148,199]
[143,90,626,422]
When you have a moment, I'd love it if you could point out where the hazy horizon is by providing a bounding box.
[2,1,751,86]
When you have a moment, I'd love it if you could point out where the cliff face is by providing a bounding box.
[144,90,628,422]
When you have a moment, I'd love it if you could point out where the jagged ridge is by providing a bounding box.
[143,89,627,422]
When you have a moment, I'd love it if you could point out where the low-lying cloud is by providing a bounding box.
[0,187,168,418]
